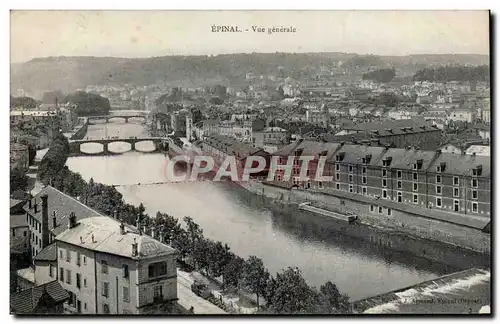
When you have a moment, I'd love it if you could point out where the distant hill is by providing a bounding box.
[10,53,489,95]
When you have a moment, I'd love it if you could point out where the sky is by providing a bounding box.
[10,10,490,63]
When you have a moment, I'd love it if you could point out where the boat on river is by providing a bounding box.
[298,202,357,223]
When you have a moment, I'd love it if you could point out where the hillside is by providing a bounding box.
[10,53,489,96]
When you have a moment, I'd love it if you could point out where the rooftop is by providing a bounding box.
[23,186,105,236]
[56,216,177,260]
[33,243,57,262]
[10,280,69,314]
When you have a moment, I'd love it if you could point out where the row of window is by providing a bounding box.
[58,249,130,279]
[27,215,42,233]
[101,281,130,302]
[11,229,27,237]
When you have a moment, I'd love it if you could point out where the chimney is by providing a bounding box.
[28,199,32,209]
[68,212,77,229]
[120,221,126,235]
[41,194,50,248]
[91,234,95,243]
[52,211,57,229]
[33,200,38,213]
[132,238,138,257]
[113,210,119,220]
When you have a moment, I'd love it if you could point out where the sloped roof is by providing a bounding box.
[23,186,105,236]
[377,148,438,170]
[10,280,69,314]
[203,135,265,160]
[428,153,491,178]
[56,216,177,260]
[331,144,387,166]
[33,243,57,262]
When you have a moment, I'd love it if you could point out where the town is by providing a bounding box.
[10,11,491,316]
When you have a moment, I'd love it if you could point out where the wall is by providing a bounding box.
[240,181,490,264]
[136,255,178,308]
[34,260,57,285]
[70,123,88,140]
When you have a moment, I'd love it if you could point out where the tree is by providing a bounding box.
[208,97,223,105]
[64,91,110,116]
[10,167,28,193]
[183,216,203,250]
[362,68,396,83]
[317,281,351,314]
[241,256,269,309]
[266,267,317,314]
[209,241,232,284]
[223,254,245,290]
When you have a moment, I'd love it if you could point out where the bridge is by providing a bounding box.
[69,137,169,156]
[87,115,148,124]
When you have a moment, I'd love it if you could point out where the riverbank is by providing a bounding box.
[236,181,490,269]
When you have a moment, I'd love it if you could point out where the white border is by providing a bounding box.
[3,2,497,324]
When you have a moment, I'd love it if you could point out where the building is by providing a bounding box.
[272,139,341,189]
[170,110,188,135]
[448,108,477,123]
[252,127,290,153]
[426,153,490,216]
[335,118,443,150]
[11,199,30,257]
[24,186,105,260]
[465,145,490,157]
[201,135,271,180]
[10,280,69,314]
[10,143,29,172]
[53,215,178,314]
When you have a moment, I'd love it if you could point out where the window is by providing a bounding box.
[454,200,460,212]
[83,256,87,265]
[382,169,387,177]
[472,178,478,188]
[84,303,87,311]
[103,304,110,314]
[362,176,367,184]
[154,285,163,301]
[148,261,168,278]
[413,183,418,191]
[59,267,64,282]
[49,264,54,278]
[68,291,75,307]
[382,190,387,199]
[102,282,109,298]
[66,269,71,284]
[123,264,129,279]
[436,175,442,184]
[382,179,387,187]
[436,185,442,195]
[348,175,353,182]
[472,202,478,213]
[348,165,353,173]
[412,163,417,170]
[39,226,41,234]
[453,188,459,197]
[436,166,441,173]
[336,183,340,190]
[453,176,459,186]
[362,187,367,195]
[349,185,353,193]
[36,236,38,246]
[362,167,367,174]
[378,206,383,214]
[370,205,374,212]
[335,173,340,181]
[123,286,130,303]
[413,194,418,204]
[472,190,478,199]
[397,181,402,189]
[66,249,71,262]
[397,192,402,203]
[436,197,442,207]
[12,229,15,237]
[318,181,323,189]
[101,260,108,274]
[335,164,340,171]
[23,231,27,237]
[76,273,81,289]
[84,278,87,287]
[76,252,81,266]
[387,208,392,216]
[413,172,418,181]
[77,300,82,313]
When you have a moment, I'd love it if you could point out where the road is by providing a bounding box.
[176,270,226,315]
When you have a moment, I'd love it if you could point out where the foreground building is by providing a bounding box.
[52,215,178,314]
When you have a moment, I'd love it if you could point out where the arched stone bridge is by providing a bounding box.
[87,115,148,124]
[69,137,169,156]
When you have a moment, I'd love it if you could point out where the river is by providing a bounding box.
[65,118,459,301]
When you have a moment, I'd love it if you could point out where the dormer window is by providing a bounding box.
[412,163,418,170]
[436,166,441,173]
